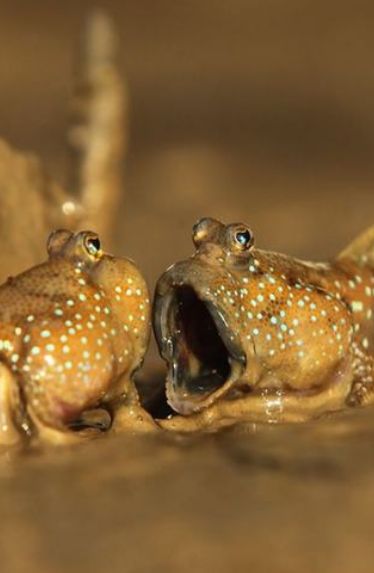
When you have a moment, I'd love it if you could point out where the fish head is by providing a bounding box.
[153,217,256,414]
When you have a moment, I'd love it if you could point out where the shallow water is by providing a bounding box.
[1,1,374,571]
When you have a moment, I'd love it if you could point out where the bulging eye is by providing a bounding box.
[85,235,101,257]
[235,229,251,247]
[192,217,222,247]
[233,227,253,250]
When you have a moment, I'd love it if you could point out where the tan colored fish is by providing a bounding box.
[0,229,153,445]
[153,217,374,430]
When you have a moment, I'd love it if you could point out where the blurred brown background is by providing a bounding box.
[0,2,374,572]
[1,0,373,286]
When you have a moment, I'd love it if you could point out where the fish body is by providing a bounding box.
[0,229,151,444]
[153,218,374,428]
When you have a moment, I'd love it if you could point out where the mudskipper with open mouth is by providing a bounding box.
[153,218,374,431]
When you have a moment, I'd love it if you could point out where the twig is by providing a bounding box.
[67,10,128,244]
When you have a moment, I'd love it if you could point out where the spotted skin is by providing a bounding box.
[154,218,374,430]
[0,229,152,445]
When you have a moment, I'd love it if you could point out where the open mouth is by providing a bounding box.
[154,285,246,414]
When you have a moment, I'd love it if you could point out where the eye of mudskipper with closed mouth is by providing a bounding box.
[153,284,246,415]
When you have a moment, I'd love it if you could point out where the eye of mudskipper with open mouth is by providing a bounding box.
[153,281,247,416]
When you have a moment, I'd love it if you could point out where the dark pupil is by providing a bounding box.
[235,230,251,247]
[88,238,101,252]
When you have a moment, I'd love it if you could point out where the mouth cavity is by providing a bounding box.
[157,285,246,412]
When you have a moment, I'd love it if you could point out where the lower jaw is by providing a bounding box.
[165,367,246,416]
[165,379,225,416]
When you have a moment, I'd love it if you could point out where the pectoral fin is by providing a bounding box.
[337,226,374,267]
